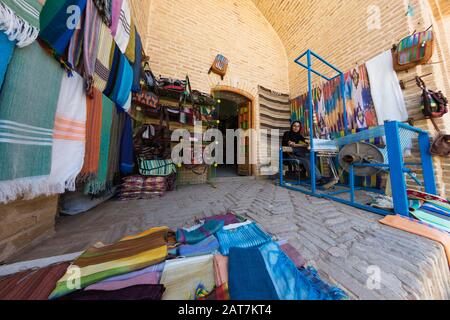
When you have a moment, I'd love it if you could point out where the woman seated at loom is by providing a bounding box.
[282,121,329,186]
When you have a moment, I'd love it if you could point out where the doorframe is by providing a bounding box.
[211,86,256,176]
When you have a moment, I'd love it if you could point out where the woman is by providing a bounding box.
[282,121,326,184]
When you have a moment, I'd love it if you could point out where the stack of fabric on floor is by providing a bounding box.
[118,175,168,201]
[0,212,348,300]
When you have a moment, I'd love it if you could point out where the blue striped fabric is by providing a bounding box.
[216,222,272,256]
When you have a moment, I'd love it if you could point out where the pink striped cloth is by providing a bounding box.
[110,0,123,36]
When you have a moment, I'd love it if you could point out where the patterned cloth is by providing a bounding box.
[118,175,167,200]
[176,235,220,257]
[113,0,131,54]
[138,159,177,177]
[0,0,43,47]
[215,222,272,256]
[49,226,169,299]
[0,42,64,203]
[93,0,113,27]
[176,220,224,245]
[93,22,113,92]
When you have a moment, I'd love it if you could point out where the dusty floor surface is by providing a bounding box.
[9,178,450,300]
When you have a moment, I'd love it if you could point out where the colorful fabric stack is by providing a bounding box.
[0,0,43,47]
[215,222,272,255]
[49,226,169,299]
[160,255,216,300]
[176,220,224,245]
[0,42,64,203]
[175,235,220,257]
[118,175,167,200]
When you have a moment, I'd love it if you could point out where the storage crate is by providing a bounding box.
[177,165,210,185]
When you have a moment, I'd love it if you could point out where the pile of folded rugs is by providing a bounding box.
[0,213,348,300]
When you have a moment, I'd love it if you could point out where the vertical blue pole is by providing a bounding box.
[385,121,409,217]
[350,165,355,203]
[307,50,316,194]
[280,147,284,186]
[419,131,437,195]
[340,73,349,136]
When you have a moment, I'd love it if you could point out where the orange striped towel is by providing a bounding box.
[380,215,450,267]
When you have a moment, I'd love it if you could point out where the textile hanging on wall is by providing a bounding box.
[0,32,15,89]
[93,22,113,92]
[93,0,113,27]
[366,50,408,125]
[107,106,126,183]
[131,30,142,93]
[0,42,64,203]
[258,86,290,174]
[47,72,87,194]
[124,17,136,63]
[49,226,169,299]
[0,0,43,47]
[113,0,131,54]
[120,113,135,174]
[110,0,123,36]
[39,0,88,59]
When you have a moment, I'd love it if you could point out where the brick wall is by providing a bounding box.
[253,0,450,195]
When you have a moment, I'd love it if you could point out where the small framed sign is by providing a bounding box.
[208,54,229,80]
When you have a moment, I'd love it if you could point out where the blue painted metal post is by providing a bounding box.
[349,165,355,203]
[340,73,349,136]
[385,121,409,216]
[307,50,316,193]
[279,147,284,186]
[418,131,437,195]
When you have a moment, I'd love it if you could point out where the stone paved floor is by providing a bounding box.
[9,178,450,300]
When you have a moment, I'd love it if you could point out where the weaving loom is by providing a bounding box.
[280,50,437,217]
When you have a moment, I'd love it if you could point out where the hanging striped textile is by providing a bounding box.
[0,0,43,47]
[93,0,113,27]
[113,0,131,54]
[0,42,64,203]
[138,159,177,177]
[93,22,113,92]
[257,86,290,174]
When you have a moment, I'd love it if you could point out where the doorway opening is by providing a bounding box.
[212,88,254,177]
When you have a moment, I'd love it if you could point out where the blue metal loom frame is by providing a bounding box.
[280,50,437,217]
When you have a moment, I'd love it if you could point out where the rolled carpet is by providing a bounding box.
[0,41,64,203]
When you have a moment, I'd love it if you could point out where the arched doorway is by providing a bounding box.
[211,86,255,177]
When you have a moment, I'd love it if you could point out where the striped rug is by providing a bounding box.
[257,86,290,175]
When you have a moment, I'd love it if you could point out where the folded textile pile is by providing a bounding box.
[174,235,220,258]
[118,175,167,200]
[203,213,243,226]
[49,226,169,299]
[176,220,224,245]
[59,284,165,300]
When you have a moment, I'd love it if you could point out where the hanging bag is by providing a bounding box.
[429,118,450,157]
[416,76,448,119]
[393,29,434,72]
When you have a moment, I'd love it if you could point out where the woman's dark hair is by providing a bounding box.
[290,121,302,132]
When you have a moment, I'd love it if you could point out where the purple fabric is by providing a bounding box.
[110,0,123,36]
[280,243,306,268]
[204,213,241,226]
[60,284,165,300]
[85,272,161,291]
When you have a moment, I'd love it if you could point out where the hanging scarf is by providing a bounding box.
[93,22,113,92]
[105,46,133,111]
[124,20,136,63]
[83,0,102,95]
[120,113,135,174]
[0,0,43,47]
[106,108,126,184]
[113,0,131,54]
[93,0,113,27]
[39,0,88,60]
[131,31,142,93]
[110,0,123,36]
[84,94,114,195]
[80,88,103,179]
[47,72,87,194]
[0,32,15,89]
[0,42,64,203]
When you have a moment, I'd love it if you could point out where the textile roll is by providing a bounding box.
[131,30,142,93]
[113,0,131,54]
[60,284,165,300]
[366,50,408,125]
[213,254,228,287]
[0,263,70,300]
[215,222,272,256]
[47,72,87,194]
[160,255,215,300]
[39,0,88,58]
[0,42,64,203]
[80,88,103,178]
[259,242,347,300]
[176,235,220,257]
[110,0,123,36]
[0,0,43,47]
[93,0,113,27]
[49,226,169,299]
[0,32,15,88]
[176,220,225,245]
[119,113,135,174]
[93,22,113,92]
[84,94,113,195]
[228,247,279,300]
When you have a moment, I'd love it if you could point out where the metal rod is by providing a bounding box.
[310,51,343,74]
[307,50,317,194]
[295,61,332,81]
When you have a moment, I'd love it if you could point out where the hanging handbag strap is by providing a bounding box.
[430,118,441,133]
